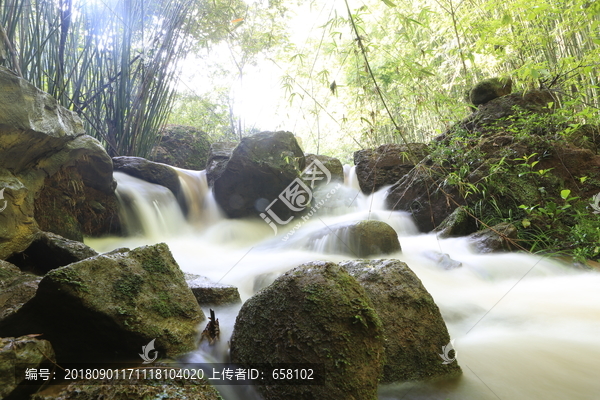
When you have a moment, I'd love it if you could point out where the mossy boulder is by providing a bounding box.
[434,207,478,238]
[469,77,512,107]
[0,335,55,399]
[0,243,204,363]
[213,131,306,219]
[230,261,384,400]
[306,220,401,257]
[341,259,462,383]
[354,143,429,194]
[150,125,211,170]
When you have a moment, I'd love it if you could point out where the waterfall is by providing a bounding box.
[89,166,600,400]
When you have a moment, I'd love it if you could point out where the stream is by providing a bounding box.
[86,168,600,400]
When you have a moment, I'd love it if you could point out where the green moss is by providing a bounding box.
[151,293,186,318]
[50,267,90,292]
[141,256,171,274]
[113,274,144,299]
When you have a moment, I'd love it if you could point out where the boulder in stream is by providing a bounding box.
[354,143,429,194]
[306,219,401,257]
[112,156,181,197]
[205,141,238,187]
[230,261,384,400]
[185,273,241,306]
[305,153,344,183]
[213,131,306,220]
[341,259,462,382]
[468,222,518,253]
[0,243,204,363]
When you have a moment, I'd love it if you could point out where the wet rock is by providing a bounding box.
[30,363,222,400]
[468,222,518,253]
[386,165,465,233]
[150,125,211,170]
[205,141,237,187]
[469,77,512,106]
[213,131,305,219]
[0,260,40,322]
[0,335,55,399]
[353,143,429,194]
[0,243,204,363]
[230,261,384,400]
[112,156,181,197]
[434,207,478,238]
[6,231,98,275]
[304,154,344,183]
[341,259,462,382]
[185,274,241,306]
[0,67,119,254]
[306,220,401,257]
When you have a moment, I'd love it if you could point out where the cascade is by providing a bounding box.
[88,167,600,400]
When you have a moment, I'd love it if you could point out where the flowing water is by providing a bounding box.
[87,167,600,400]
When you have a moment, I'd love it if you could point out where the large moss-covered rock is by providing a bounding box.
[469,77,512,107]
[354,143,429,194]
[306,220,401,257]
[112,156,181,197]
[213,131,305,219]
[0,67,119,255]
[6,231,98,275]
[150,125,211,171]
[0,260,40,323]
[230,261,384,400]
[341,259,462,383]
[0,335,55,399]
[0,243,204,363]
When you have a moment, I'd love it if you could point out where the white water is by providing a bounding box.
[88,168,600,400]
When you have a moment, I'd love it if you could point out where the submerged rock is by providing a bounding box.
[0,243,204,363]
[150,125,211,170]
[7,231,98,275]
[354,143,429,194]
[341,259,462,382]
[230,261,384,400]
[468,222,518,253]
[185,273,241,306]
[213,131,305,220]
[0,335,55,399]
[306,220,401,257]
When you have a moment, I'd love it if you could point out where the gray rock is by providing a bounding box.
[112,156,181,197]
[468,222,518,253]
[185,274,241,306]
[0,243,204,363]
[305,154,344,183]
[434,206,477,238]
[423,251,463,270]
[341,259,462,382]
[230,261,384,400]
[306,220,401,257]
[213,131,305,220]
[0,335,55,399]
[205,141,237,187]
[354,143,429,194]
[6,231,98,275]
[0,260,40,323]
